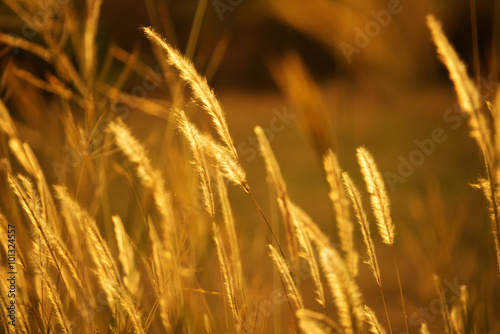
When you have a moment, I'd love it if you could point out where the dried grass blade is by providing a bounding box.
[176,109,215,217]
[0,32,52,61]
[216,170,247,313]
[56,186,145,334]
[296,309,341,334]
[55,186,120,298]
[324,149,358,276]
[36,262,71,334]
[291,209,325,307]
[9,175,84,292]
[319,247,364,334]
[255,125,299,267]
[472,178,500,272]
[427,14,493,163]
[356,147,394,245]
[433,274,452,334]
[112,215,138,294]
[450,285,473,334]
[143,27,238,160]
[268,244,304,311]
[84,0,103,84]
[198,131,248,191]
[148,221,175,332]
[342,172,381,286]
[108,119,179,243]
[364,305,387,334]
[213,223,243,330]
[420,323,430,334]
[292,203,331,249]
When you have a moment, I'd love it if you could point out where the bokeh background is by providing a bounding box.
[1,0,500,332]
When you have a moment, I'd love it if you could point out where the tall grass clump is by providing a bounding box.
[0,1,499,333]
[427,14,500,274]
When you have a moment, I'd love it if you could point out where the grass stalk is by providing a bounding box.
[392,247,409,334]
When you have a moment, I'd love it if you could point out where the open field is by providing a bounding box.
[0,0,499,333]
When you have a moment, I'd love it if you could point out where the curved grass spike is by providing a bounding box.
[36,261,71,334]
[323,149,358,277]
[255,126,325,307]
[342,172,381,286]
[56,185,145,333]
[172,109,287,263]
[109,119,183,331]
[268,244,304,311]
[356,147,394,246]
[176,108,215,218]
[216,169,248,315]
[112,215,139,295]
[319,247,364,334]
[356,147,407,333]
[142,26,238,161]
[364,305,387,334]
[213,223,243,331]
[427,15,492,165]
[8,175,65,281]
[427,14,500,274]
[296,205,364,333]
[143,29,291,255]
[342,172,392,334]
[255,125,300,269]
[291,211,326,308]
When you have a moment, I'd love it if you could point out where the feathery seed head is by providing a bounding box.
[356,147,394,245]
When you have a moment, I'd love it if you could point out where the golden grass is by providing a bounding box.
[292,210,326,308]
[198,131,248,191]
[356,147,394,246]
[319,247,364,334]
[142,27,238,161]
[450,286,472,333]
[356,146,407,331]
[0,31,52,61]
[342,172,392,334]
[8,174,84,295]
[213,223,244,330]
[0,2,498,333]
[255,125,299,266]
[216,170,248,315]
[324,149,358,277]
[433,274,452,334]
[255,125,325,307]
[420,323,431,334]
[112,215,139,294]
[296,309,341,334]
[268,243,304,311]
[35,261,71,334]
[270,52,336,156]
[176,108,215,218]
[428,14,500,274]
[342,172,381,287]
[364,305,387,334]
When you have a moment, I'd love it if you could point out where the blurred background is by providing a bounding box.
[1,0,500,332]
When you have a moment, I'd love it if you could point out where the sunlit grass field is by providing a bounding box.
[0,0,499,333]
